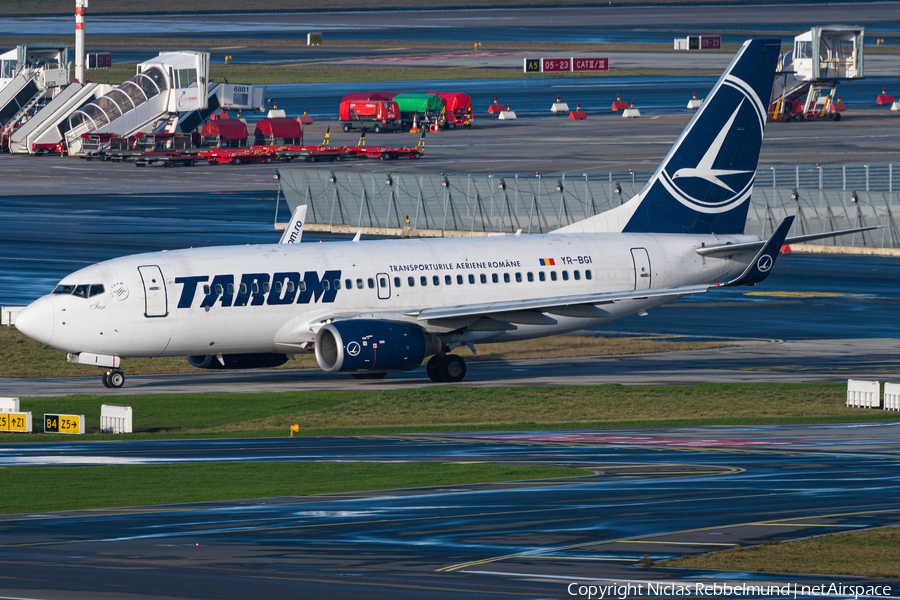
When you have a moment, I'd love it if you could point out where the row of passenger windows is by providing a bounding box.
[366,270,591,290]
[394,269,591,288]
[201,269,593,296]
[52,284,105,298]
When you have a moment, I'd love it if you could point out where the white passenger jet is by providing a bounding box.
[16,39,873,388]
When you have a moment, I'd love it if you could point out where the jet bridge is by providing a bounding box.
[65,51,265,155]
[0,44,70,145]
[771,25,864,120]
[8,82,113,154]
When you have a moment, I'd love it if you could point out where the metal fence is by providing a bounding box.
[277,165,900,247]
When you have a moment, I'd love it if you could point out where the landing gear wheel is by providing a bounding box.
[438,355,466,383]
[101,371,112,388]
[351,372,387,380]
[426,355,441,382]
[107,370,125,388]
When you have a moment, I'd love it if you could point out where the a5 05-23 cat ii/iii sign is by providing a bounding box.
[44,414,85,434]
[524,57,608,73]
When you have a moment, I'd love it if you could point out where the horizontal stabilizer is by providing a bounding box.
[696,224,883,257]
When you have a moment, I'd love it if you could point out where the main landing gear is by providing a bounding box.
[426,354,467,383]
[101,369,125,388]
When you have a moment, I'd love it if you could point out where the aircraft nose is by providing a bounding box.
[16,296,54,344]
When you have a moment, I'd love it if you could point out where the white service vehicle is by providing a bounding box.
[16,40,873,388]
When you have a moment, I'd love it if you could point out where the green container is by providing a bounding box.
[393,93,444,113]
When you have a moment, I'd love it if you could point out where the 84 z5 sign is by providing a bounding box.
[44,414,85,434]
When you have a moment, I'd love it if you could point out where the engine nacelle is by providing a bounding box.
[186,353,290,370]
[315,320,434,374]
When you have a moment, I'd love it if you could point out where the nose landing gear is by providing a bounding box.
[426,353,467,383]
[101,370,125,388]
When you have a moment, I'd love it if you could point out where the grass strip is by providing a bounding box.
[0,326,724,379]
[8,383,899,442]
[0,461,581,514]
[666,527,900,578]
[81,62,720,85]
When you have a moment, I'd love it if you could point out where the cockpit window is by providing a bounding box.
[52,283,104,298]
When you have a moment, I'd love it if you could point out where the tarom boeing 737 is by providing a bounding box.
[15,39,875,388]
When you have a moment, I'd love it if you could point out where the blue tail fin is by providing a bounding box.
[622,39,781,234]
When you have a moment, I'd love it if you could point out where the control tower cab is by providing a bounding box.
[772,25,864,121]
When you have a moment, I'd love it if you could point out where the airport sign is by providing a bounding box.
[572,58,608,72]
[524,57,609,73]
[44,413,85,434]
[0,412,32,433]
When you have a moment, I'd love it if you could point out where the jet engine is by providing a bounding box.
[186,353,290,370]
[315,320,437,374]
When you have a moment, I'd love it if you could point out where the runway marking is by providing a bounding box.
[744,291,876,299]
[211,45,247,49]
[437,502,900,572]
[616,540,736,546]
[527,555,640,561]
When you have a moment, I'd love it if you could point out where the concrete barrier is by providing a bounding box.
[884,383,900,411]
[847,379,880,408]
[100,404,133,434]
[551,102,569,113]
[622,108,641,118]
[2,306,24,326]
[498,110,517,120]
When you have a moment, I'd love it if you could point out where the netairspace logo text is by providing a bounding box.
[566,583,894,599]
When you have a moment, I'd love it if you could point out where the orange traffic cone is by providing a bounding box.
[410,113,421,133]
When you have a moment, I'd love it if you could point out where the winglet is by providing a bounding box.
[718,216,794,287]
[279,205,308,244]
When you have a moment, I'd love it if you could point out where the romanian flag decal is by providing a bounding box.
[539,258,556,266]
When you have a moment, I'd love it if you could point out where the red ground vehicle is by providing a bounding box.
[200,118,248,148]
[340,100,401,133]
[341,92,392,102]
[253,118,303,145]
[429,91,473,129]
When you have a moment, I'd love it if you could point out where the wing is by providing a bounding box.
[405,284,711,322]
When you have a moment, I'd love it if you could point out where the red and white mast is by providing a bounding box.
[75,0,87,83]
